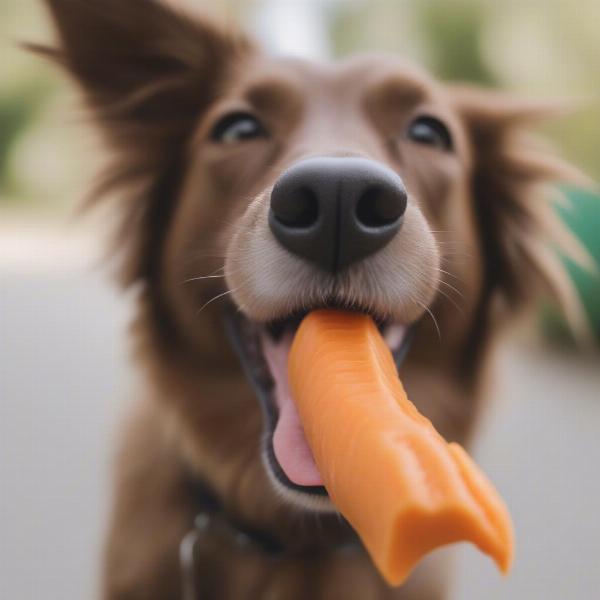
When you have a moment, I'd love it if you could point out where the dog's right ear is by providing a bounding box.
[34,0,252,135]
[31,0,254,283]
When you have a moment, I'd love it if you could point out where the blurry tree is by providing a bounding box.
[0,81,54,200]
[417,0,496,85]
[0,0,59,207]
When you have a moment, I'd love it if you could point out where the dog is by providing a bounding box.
[36,0,587,598]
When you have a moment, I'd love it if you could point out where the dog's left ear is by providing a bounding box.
[32,0,254,283]
[449,85,594,337]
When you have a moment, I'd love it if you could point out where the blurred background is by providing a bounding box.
[1,1,599,598]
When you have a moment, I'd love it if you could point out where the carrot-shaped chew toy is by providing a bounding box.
[287,310,514,586]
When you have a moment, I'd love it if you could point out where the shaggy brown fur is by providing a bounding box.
[37,1,587,598]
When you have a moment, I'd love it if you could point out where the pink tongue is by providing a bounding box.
[260,330,323,487]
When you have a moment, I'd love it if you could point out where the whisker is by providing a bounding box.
[184,273,227,284]
[196,288,236,315]
[419,301,442,341]
[437,278,464,300]
[435,285,466,317]
[435,267,462,283]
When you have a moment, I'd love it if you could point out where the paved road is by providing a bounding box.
[2,263,599,599]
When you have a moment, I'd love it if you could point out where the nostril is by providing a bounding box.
[272,187,319,228]
[355,186,406,228]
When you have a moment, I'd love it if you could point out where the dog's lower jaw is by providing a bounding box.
[151,374,356,552]
[130,300,352,538]
[261,451,336,513]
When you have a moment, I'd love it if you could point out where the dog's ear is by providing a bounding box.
[32,0,254,284]
[449,86,593,338]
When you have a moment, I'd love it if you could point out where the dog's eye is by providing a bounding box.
[211,112,268,143]
[406,116,453,151]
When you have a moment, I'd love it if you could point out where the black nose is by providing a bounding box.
[269,157,407,273]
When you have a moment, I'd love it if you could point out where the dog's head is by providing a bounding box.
[40,0,586,516]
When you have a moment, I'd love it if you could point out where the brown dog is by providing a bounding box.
[37,1,586,598]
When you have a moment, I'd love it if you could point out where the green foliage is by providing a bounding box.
[559,187,600,337]
[416,0,496,84]
[0,81,51,199]
[540,186,600,343]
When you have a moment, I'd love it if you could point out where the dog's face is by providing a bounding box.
[160,53,486,506]
[42,0,581,518]
[166,53,478,325]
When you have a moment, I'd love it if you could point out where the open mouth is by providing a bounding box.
[224,302,415,504]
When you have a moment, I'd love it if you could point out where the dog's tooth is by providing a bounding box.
[383,323,406,351]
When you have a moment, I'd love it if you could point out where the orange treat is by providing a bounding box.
[287,310,514,586]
